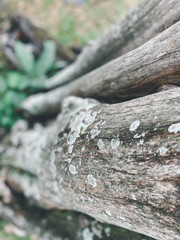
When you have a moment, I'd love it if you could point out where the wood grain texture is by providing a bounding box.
[22,21,180,116]
[45,0,180,89]
[1,88,180,240]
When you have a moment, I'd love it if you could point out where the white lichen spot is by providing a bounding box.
[105,210,112,217]
[134,132,145,139]
[129,120,140,132]
[97,139,105,150]
[137,139,144,146]
[131,194,137,200]
[68,145,73,154]
[117,216,126,221]
[88,197,94,203]
[104,227,111,237]
[69,165,77,175]
[87,174,97,188]
[59,177,63,184]
[168,123,180,133]
[81,145,85,151]
[82,228,94,240]
[66,100,99,152]
[50,151,56,178]
[66,158,72,164]
[90,119,105,139]
[57,147,62,152]
[158,146,168,156]
[90,123,100,139]
[111,138,120,149]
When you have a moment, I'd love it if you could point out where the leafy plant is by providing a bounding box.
[14,41,35,76]
[14,40,56,77]
[35,40,56,76]
[0,40,57,129]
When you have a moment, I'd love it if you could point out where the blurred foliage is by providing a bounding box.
[1,0,138,46]
[14,40,56,77]
[0,40,57,129]
[0,219,30,240]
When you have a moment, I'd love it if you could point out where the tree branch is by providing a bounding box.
[1,88,180,240]
[22,21,180,116]
[45,0,180,89]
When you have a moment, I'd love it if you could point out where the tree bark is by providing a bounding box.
[1,88,180,240]
[44,0,180,89]
[22,21,180,116]
[0,196,154,240]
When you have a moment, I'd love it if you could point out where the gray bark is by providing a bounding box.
[1,88,180,240]
[22,21,180,116]
[45,0,180,89]
[0,199,154,240]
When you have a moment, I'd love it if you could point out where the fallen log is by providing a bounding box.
[0,196,154,240]
[1,88,180,240]
[22,21,180,116]
[45,0,180,89]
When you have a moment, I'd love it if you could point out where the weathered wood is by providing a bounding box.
[0,197,154,240]
[22,21,180,116]
[45,0,180,89]
[1,88,180,240]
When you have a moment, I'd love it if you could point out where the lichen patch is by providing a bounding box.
[87,174,97,188]
[137,139,144,146]
[105,209,112,216]
[97,139,105,150]
[66,101,99,154]
[158,146,168,156]
[68,145,73,154]
[81,145,85,151]
[134,132,145,139]
[168,123,180,133]
[129,120,140,131]
[69,165,78,175]
[111,138,120,149]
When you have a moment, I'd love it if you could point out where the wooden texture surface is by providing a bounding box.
[1,88,180,240]
[45,0,180,89]
[22,21,180,116]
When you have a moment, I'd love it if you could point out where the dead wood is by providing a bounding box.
[1,88,180,240]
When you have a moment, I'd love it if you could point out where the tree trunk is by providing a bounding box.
[1,88,180,240]
[44,0,180,89]
[22,21,180,116]
[1,1,180,239]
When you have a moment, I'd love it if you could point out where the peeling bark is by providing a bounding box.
[22,21,180,116]
[1,88,180,240]
[45,0,180,89]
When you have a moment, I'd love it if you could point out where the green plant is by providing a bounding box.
[14,40,56,77]
[0,219,30,240]
[0,40,57,129]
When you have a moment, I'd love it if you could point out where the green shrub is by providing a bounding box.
[0,40,57,129]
